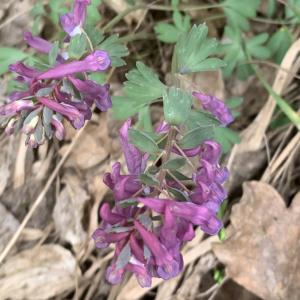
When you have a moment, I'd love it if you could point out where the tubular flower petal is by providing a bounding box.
[193,92,234,125]
[24,32,53,54]
[37,51,110,80]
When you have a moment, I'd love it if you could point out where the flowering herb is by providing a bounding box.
[93,24,234,287]
[0,0,127,148]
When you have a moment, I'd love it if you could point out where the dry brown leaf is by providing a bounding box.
[0,203,19,253]
[53,172,90,247]
[59,120,109,170]
[213,182,300,300]
[0,244,79,299]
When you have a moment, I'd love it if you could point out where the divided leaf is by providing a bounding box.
[221,27,271,80]
[214,127,240,153]
[112,62,166,119]
[174,24,226,74]
[222,0,260,31]
[68,34,87,59]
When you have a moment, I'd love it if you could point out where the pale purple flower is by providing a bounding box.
[51,115,65,140]
[193,92,234,125]
[24,32,52,54]
[92,228,130,249]
[9,62,41,78]
[38,51,110,80]
[38,97,85,129]
[0,100,35,117]
[68,76,112,111]
[60,0,91,36]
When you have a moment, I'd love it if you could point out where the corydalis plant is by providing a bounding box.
[93,24,234,287]
[0,0,127,147]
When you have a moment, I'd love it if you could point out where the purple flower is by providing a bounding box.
[119,119,145,175]
[105,263,126,285]
[126,263,152,288]
[134,220,180,280]
[38,97,85,129]
[0,100,35,117]
[38,51,110,80]
[103,162,142,201]
[9,62,41,78]
[24,32,52,54]
[201,140,222,164]
[60,0,91,36]
[100,203,124,225]
[193,92,234,125]
[51,115,65,140]
[68,76,112,111]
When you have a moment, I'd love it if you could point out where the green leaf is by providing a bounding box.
[184,110,220,131]
[117,198,138,208]
[214,127,240,153]
[113,62,166,119]
[285,0,300,23]
[226,97,243,118]
[267,0,277,17]
[163,157,186,170]
[179,126,215,149]
[221,26,271,80]
[124,62,166,101]
[137,106,153,132]
[48,41,59,66]
[163,87,192,125]
[86,0,102,26]
[154,11,191,44]
[49,0,69,24]
[166,170,191,181]
[97,34,129,67]
[175,24,225,74]
[68,34,87,59]
[128,128,160,155]
[167,187,189,202]
[0,48,29,75]
[140,173,159,186]
[267,27,293,64]
[222,0,260,31]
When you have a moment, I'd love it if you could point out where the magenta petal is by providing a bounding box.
[137,197,168,214]
[105,264,125,285]
[119,119,144,175]
[38,51,110,80]
[9,62,41,78]
[193,92,233,125]
[126,263,152,288]
[24,32,52,54]
[100,203,124,225]
[38,97,85,129]
[0,100,35,116]
[73,0,91,25]
[92,228,129,249]
[51,115,65,140]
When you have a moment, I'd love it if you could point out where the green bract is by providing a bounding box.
[174,24,226,74]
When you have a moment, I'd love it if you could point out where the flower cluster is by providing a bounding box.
[0,0,111,147]
[92,92,233,287]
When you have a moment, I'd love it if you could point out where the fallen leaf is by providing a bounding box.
[0,202,20,253]
[213,182,300,300]
[53,172,90,247]
[0,244,79,299]
[59,120,109,170]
